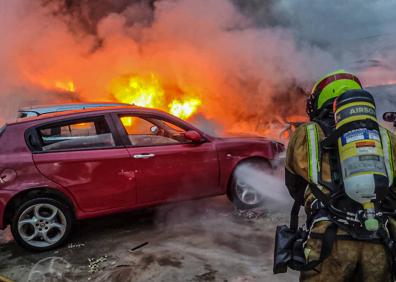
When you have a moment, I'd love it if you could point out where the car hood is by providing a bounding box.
[210,135,285,161]
[213,135,284,149]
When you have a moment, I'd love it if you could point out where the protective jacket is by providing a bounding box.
[284,121,396,280]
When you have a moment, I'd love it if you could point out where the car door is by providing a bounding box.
[30,115,137,212]
[113,113,220,204]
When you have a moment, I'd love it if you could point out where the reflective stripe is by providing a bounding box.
[312,73,362,95]
[306,124,320,185]
[380,127,394,187]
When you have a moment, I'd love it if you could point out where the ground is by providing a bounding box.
[0,196,298,282]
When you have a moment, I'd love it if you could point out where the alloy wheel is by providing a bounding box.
[235,180,261,206]
[17,203,67,248]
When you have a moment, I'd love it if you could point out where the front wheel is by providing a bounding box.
[228,160,272,210]
[11,197,73,251]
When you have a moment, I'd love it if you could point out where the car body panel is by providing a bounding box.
[213,137,282,193]
[33,148,137,212]
[0,106,284,229]
[125,142,220,204]
[0,123,79,229]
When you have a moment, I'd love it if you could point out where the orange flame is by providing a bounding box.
[109,74,201,119]
[169,98,202,119]
[110,74,164,108]
[54,81,75,92]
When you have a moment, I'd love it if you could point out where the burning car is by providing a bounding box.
[0,105,284,251]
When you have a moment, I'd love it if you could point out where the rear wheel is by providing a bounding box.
[11,197,73,251]
[228,160,272,210]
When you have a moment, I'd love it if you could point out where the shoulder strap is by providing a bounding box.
[290,199,302,231]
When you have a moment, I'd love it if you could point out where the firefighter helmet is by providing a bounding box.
[306,70,362,120]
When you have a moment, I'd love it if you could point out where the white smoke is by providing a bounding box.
[234,161,292,211]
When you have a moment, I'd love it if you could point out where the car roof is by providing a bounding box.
[18,102,131,115]
[9,105,170,126]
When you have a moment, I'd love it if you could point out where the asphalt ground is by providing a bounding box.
[0,195,298,282]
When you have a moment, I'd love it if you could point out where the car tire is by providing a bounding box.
[11,197,73,251]
[228,160,272,210]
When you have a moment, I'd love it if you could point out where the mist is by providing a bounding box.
[233,161,292,212]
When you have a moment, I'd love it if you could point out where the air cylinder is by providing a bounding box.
[334,89,388,231]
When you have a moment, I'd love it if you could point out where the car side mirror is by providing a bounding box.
[383,112,396,123]
[184,130,202,143]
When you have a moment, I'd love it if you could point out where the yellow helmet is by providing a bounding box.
[306,70,362,120]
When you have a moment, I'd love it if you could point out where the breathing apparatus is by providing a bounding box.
[333,89,389,231]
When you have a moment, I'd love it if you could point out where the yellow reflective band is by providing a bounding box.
[306,124,320,184]
[336,115,377,129]
[380,128,394,186]
[335,101,375,113]
[348,171,387,178]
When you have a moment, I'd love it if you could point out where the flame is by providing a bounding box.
[110,74,164,108]
[109,74,201,120]
[55,81,75,92]
[120,116,133,127]
[169,98,202,119]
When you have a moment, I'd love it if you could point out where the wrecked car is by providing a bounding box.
[0,105,284,251]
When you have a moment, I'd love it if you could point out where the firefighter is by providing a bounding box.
[285,70,396,281]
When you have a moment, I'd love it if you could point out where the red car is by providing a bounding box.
[0,106,284,251]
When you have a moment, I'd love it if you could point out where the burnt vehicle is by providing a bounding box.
[0,105,284,251]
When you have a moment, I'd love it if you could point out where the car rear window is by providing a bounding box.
[36,117,115,152]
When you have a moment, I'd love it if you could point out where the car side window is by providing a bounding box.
[37,117,115,152]
[119,115,189,146]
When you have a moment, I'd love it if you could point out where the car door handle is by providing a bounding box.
[133,153,155,159]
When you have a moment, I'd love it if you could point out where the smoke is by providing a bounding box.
[233,161,292,212]
[268,0,396,86]
[0,0,395,132]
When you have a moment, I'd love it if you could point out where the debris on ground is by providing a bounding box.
[233,208,266,220]
[115,264,131,268]
[129,242,148,253]
[0,196,297,281]
[193,264,217,281]
[88,255,108,273]
[67,242,86,249]
[230,276,256,282]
